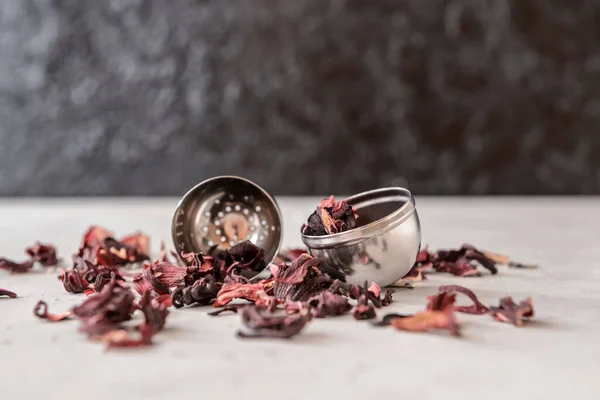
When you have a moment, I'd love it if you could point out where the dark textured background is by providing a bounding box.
[0,0,598,196]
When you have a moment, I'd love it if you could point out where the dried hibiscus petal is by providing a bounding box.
[0,288,17,298]
[171,275,220,308]
[34,301,73,321]
[489,297,534,326]
[274,254,333,301]
[120,232,150,257]
[237,306,310,339]
[213,281,273,308]
[391,308,460,336]
[72,281,135,324]
[93,271,124,293]
[142,262,189,295]
[96,237,149,266]
[25,242,58,267]
[82,225,114,248]
[275,248,308,264]
[228,241,266,272]
[302,196,358,236]
[61,269,90,293]
[353,303,377,320]
[437,285,489,314]
[307,291,352,318]
[139,291,169,331]
[435,260,481,277]
[132,274,153,295]
[102,324,154,349]
[0,258,34,274]
[208,304,243,316]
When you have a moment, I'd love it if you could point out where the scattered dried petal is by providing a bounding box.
[392,309,460,336]
[82,225,114,248]
[308,291,352,318]
[228,241,266,272]
[139,291,169,331]
[437,285,489,314]
[0,288,17,298]
[274,254,333,301]
[0,258,34,274]
[353,303,377,320]
[171,275,220,308]
[120,232,150,256]
[103,324,154,349]
[25,242,59,267]
[61,269,90,293]
[72,281,135,324]
[33,301,73,321]
[214,281,273,308]
[237,306,310,339]
[489,297,535,326]
[372,313,411,327]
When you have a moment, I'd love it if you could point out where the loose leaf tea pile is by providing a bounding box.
[0,207,537,350]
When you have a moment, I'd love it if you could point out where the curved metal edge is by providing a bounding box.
[171,175,284,269]
[300,187,416,249]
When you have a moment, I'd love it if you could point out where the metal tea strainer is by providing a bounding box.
[171,176,283,275]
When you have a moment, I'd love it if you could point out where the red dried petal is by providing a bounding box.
[367,282,381,298]
[437,285,489,315]
[426,292,457,312]
[132,274,152,296]
[0,258,34,274]
[103,324,155,349]
[61,269,90,294]
[237,306,310,339]
[25,242,59,267]
[307,291,352,318]
[392,309,460,336]
[33,301,73,322]
[120,232,150,256]
[142,262,188,295]
[0,288,17,298]
[353,303,377,320]
[490,297,535,326]
[72,281,135,324]
[214,282,273,308]
[82,225,114,248]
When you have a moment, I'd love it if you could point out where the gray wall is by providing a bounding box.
[1,0,598,196]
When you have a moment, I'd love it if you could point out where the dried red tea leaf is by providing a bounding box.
[302,196,358,236]
[382,289,394,306]
[213,281,273,308]
[392,308,460,336]
[353,303,377,320]
[437,285,489,315]
[132,274,150,296]
[237,306,310,339]
[435,260,481,277]
[307,291,352,318]
[372,313,411,327]
[171,275,221,308]
[436,244,497,275]
[33,301,73,322]
[0,288,17,298]
[25,242,59,267]
[93,271,124,293]
[142,262,192,295]
[208,305,243,316]
[96,237,149,266]
[103,324,154,349]
[489,297,535,327]
[274,254,334,301]
[0,258,34,274]
[368,282,381,298]
[82,225,114,248]
[61,269,90,293]
[426,291,457,312]
[72,281,135,324]
[228,241,266,272]
[120,232,150,257]
[139,291,170,331]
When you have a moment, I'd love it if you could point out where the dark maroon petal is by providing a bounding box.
[274,254,334,301]
[437,285,489,314]
[61,269,90,294]
[435,260,481,277]
[139,291,170,331]
[0,288,17,298]
[382,289,394,306]
[120,232,150,257]
[25,242,59,267]
[33,301,72,322]
[72,281,135,324]
[0,258,34,274]
[171,275,220,308]
[353,303,377,320]
[142,262,188,295]
[236,306,310,339]
[307,291,352,318]
[489,297,535,326]
[228,241,266,272]
[82,225,114,248]
[302,196,358,236]
[104,324,155,349]
[132,274,152,296]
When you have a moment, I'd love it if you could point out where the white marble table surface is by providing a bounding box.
[0,197,598,400]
